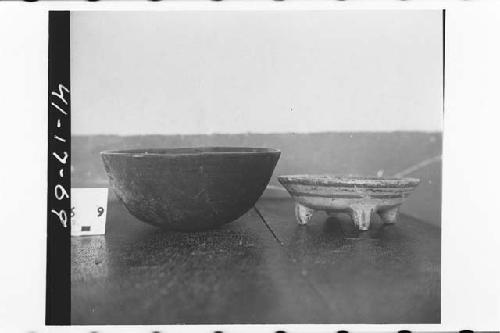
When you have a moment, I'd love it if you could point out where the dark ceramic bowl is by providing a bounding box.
[101,147,280,231]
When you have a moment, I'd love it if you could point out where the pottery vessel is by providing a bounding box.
[277,175,420,230]
[102,147,280,231]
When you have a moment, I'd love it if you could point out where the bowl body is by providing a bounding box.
[102,147,280,231]
[277,175,420,212]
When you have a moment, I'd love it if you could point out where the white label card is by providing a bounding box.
[70,188,108,236]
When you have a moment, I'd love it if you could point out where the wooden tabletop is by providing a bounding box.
[71,197,440,325]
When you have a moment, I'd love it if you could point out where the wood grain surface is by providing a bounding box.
[71,197,440,324]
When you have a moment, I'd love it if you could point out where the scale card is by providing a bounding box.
[70,188,109,236]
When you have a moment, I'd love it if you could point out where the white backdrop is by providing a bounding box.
[71,10,443,135]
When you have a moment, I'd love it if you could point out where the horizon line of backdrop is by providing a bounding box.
[71,10,443,136]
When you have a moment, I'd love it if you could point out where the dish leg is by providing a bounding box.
[350,205,375,231]
[378,206,400,224]
[295,203,314,225]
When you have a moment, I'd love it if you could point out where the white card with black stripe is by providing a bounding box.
[70,188,108,236]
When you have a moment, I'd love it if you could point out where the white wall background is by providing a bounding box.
[71,10,443,135]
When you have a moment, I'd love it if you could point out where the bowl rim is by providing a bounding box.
[101,146,281,157]
[277,174,420,187]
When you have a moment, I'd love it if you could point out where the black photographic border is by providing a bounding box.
[46,10,71,325]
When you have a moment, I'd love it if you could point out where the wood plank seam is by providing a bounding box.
[253,206,284,246]
[253,205,338,316]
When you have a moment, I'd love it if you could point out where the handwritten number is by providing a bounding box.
[51,83,70,105]
[97,207,104,217]
[51,102,68,115]
[50,82,70,230]
[52,151,68,164]
[54,184,69,200]
[51,209,67,228]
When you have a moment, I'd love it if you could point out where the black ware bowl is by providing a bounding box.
[101,147,281,231]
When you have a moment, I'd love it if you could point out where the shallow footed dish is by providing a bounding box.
[101,147,280,231]
[278,175,420,230]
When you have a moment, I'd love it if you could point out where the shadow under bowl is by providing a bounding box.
[101,147,281,231]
